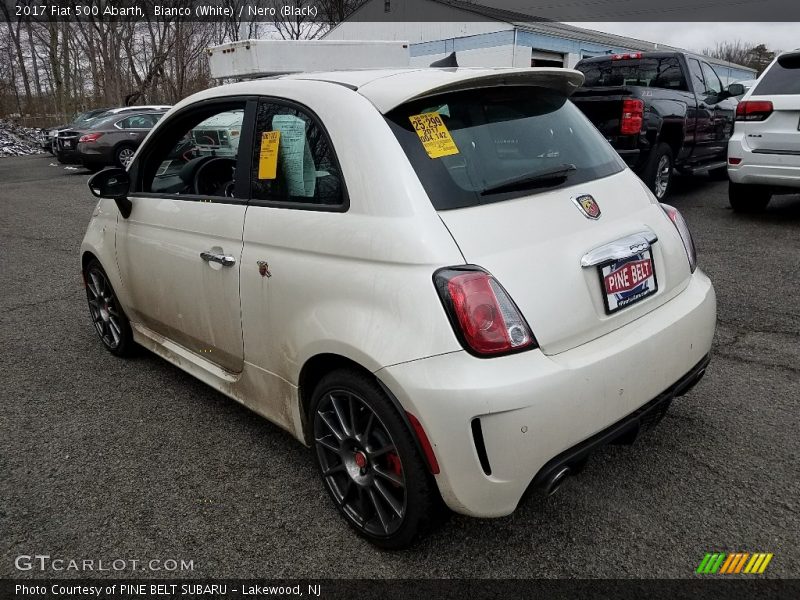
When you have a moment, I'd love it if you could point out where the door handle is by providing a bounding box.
[200,251,236,267]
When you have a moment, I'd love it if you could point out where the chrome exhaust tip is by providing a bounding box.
[542,466,571,497]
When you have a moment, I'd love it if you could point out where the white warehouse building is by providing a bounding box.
[324,0,756,84]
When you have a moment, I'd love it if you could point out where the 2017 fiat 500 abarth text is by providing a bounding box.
[80,68,716,549]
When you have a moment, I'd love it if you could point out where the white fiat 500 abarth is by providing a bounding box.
[81,68,716,549]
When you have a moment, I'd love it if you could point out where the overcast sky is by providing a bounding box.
[565,23,798,54]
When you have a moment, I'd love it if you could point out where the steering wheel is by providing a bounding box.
[193,157,236,197]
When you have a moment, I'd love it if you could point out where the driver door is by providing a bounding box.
[116,99,255,373]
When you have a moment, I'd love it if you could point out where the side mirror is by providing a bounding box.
[88,168,133,218]
[727,83,745,97]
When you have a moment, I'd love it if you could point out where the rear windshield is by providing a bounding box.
[576,57,687,90]
[385,87,626,210]
[753,57,800,95]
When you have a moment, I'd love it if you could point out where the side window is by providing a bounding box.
[700,62,722,96]
[687,59,706,94]
[250,101,344,206]
[140,103,246,197]
[119,115,156,129]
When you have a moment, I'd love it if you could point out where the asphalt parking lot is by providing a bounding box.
[1,155,798,579]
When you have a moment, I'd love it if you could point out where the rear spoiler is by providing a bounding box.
[361,68,585,113]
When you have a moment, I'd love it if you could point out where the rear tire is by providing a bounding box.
[709,165,729,181]
[310,368,445,549]
[114,144,136,168]
[729,182,771,212]
[641,143,674,200]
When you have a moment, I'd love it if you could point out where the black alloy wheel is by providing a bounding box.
[84,260,134,356]
[311,369,444,549]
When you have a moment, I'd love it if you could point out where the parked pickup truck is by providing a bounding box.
[573,51,740,199]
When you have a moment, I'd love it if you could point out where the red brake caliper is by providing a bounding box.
[386,452,402,485]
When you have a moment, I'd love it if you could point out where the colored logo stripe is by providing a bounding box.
[698,552,773,574]
[744,553,774,574]
[697,553,726,574]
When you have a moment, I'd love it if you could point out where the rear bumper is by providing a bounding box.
[377,270,716,517]
[524,353,709,499]
[55,145,81,164]
[77,144,109,166]
[615,148,642,169]
[728,135,800,188]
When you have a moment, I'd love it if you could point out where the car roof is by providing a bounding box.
[89,111,167,129]
[176,68,584,114]
[106,105,171,114]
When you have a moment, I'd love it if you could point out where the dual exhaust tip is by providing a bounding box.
[540,466,572,498]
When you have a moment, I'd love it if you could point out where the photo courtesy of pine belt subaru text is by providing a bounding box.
[81,67,716,549]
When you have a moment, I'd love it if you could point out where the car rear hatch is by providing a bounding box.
[384,76,693,355]
[437,174,692,355]
[741,52,800,156]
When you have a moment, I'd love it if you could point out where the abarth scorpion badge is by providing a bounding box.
[573,194,601,220]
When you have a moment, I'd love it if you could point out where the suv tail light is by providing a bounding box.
[620,98,644,135]
[79,132,104,143]
[434,267,537,356]
[736,100,773,121]
[661,204,697,273]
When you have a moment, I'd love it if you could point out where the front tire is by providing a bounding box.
[729,182,771,212]
[84,260,135,357]
[641,143,674,200]
[310,369,444,549]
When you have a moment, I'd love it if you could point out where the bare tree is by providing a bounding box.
[701,40,777,76]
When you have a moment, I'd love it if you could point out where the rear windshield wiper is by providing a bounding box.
[479,164,577,196]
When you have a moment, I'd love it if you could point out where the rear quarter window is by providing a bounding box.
[386,86,626,210]
[753,59,800,95]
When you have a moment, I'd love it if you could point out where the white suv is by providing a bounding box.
[728,50,800,211]
[81,68,716,548]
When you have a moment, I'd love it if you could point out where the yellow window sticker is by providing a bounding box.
[258,131,280,180]
[409,113,459,159]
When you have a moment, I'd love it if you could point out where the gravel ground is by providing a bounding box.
[1,156,798,579]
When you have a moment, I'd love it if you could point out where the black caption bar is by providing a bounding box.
[2,0,800,22]
[3,579,800,600]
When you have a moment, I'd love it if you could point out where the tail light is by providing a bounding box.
[79,132,104,143]
[661,204,697,273]
[612,52,642,60]
[620,98,644,135]
[736,100,773,121]
[434,267,537,357]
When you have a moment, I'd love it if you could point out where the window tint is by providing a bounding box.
[386,87,626,210]
[576,57,687,90]
[250,101,343,206]
[118,114,159,129]
[753,59,800,95]
[700,62,722,95]
[142,105,245,197]
[687,59,706,94]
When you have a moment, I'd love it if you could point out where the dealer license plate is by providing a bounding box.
[599,250,657,314]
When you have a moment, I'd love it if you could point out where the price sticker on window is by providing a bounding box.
[409,113,459,159]
[258,131,280,179]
